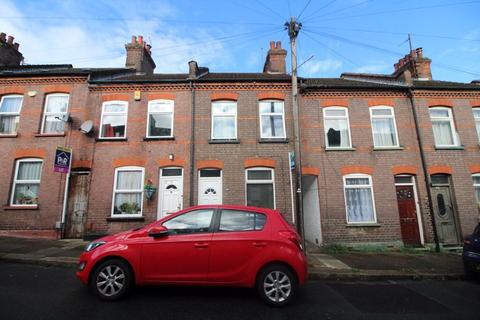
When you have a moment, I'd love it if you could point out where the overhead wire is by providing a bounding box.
[303,0,372,23]
[302,0,336,22]
[254,0,286,21]
[297,0,312,19]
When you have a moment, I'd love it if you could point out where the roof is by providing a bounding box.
[412,80,480,90]
[0,64,130,77]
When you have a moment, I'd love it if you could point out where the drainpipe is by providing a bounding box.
[407,88,441,252]
[189,80,196,206]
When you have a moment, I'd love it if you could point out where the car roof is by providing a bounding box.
[181,204,277,215]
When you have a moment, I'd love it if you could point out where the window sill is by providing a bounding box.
[258,138,289,143]
[372,146,404,151]
[0,134,18,138]
[325,147,356,151]
[3,205,39,210]
[96,138,128,142]
[434,145,464,150]
[34,133,66,137]
[208,139,240,144]
[143,137,175,141]
[106,216,145,222]
[346,223,380,227]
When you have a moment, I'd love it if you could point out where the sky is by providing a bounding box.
[1,0,479,82]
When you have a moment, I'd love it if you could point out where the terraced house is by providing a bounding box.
[0,32,479,249]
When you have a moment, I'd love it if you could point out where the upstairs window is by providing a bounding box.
[11,158,43,206]
[112,166,144,216]
[473,174,480,206]
[0,95,23,135]
[429,107,459,147]
[473,108,480,143]
[41,94,69,134]
[147,100,174,138]
[211,101,237,140]
[370,106,399,147]
[343,174,376,224]
[259,100,286,138]
[323,107,351,148]
[100,101,128,139]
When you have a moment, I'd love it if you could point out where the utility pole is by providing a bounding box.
[285,17,306,250]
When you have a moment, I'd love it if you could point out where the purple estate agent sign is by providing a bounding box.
[54,146,72,174]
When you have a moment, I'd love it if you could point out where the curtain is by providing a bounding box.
[0,115,19,134]
[116,171,142,190]
[476,120,480,142]
[372,118,396,146]
[213,116,235,138]
[325,119,350,147]
[346,187,374,223]
[17,162,42,180]
[432,121,454,145]
[46,96,68,113]
[261,115,284,137]
[44,116,65,133]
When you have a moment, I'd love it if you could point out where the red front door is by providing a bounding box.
[396,185,421,245]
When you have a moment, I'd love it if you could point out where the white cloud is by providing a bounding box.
[301,58,342,75]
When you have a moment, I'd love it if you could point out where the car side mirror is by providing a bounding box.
[148,226,169,238]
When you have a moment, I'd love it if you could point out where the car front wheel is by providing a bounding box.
[90,259,132,301]
[256,264,297,307]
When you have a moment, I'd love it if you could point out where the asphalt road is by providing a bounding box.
[1,261,479,320]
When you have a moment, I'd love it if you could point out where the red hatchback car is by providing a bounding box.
[77,205,307,306]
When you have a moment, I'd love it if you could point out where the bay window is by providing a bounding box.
[0,95,23,135]
[211,101,237,140]
[41,94,69,134]
[343,174,376,224]
[245,167,275,209]
[259,100,286,138]
[112,167,144,216]
[147,100,174,138]
[429,107,459,147]
[100,101,128,139]
[323,107,351,148]
[369,106,399,147]
[11,158,43,206]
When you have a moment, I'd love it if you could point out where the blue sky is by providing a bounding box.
[1,0,479,82]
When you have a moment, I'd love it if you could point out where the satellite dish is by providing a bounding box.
[79,120,93,134]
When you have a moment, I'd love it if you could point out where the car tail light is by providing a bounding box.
[279,231,304,251]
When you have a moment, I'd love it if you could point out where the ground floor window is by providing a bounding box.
[11,158,43,206]
[245,167,275,209]
[473,174,480,206]
[112,166,144,216]
[343,174,376,224]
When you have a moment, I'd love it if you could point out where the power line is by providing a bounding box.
[297,0,312,19]
[254,0,285,20]
[302,0,336,21]
[303,0,372,23]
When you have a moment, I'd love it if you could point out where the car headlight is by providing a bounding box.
[85,241,106,252]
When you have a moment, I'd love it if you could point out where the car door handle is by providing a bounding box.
[253,242,267,247]
[194,242,209,248]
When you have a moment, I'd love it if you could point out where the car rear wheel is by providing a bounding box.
[256,264,296,307]
[90,259,132,301]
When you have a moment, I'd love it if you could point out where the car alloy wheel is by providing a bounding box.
[91,259,132,301]
[257,264,296,307]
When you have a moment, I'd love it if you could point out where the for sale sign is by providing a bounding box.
[54,146,72,174]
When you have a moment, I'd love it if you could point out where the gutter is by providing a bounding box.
[189,80,196,206]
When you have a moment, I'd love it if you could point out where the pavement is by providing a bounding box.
[0,236,467,280]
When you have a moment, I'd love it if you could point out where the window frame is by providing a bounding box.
[146,99,174,138]
[473,108,480,143]
[99,100,128,139]
[369,106,400,148]
[162,208,215,235]
[258,100,287,139]
[473,173,480,205]
[429,106,459,147]
[40,93,70,134]
[343,173,377,224]
[217,209,267,233]
[111,166,144,217]
[323,106,352,149]
[211,100,237,140]
[245,167,276,209]
[0,94,24,135]
[10,158,43,207]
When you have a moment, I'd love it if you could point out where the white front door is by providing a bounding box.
[158,167,183,219]
[198,169,222,205]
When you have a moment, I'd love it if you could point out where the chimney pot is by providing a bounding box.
[13,43,19,51]
[270,41,275,49]
[276,41,281,49]
[131,36,137,44]
[138,35,143,44]
[0,33,5,42]
[7,35,14,45]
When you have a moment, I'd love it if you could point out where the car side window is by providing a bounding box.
[219,210,267,232]
[163,209,214,235]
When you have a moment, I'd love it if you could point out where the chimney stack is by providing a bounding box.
[263,40,287,74]
[125,35,156,75]
[393,47,432,81]
[0,32,24,67]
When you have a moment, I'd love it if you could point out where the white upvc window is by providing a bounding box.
[473,174,480,206]
[343,174,377,224]
[211,101,237,140]
[259,100,286,138]
[100,101,128,139]
[429,107,459,147]
[323,106,352,148]
[245,167,275,209]
[111,166,144,217]
[473,108,480,143]
[369,106,399,147]
[147,99,174,138]
[0,94,23,135]
[41,94,69,134]
[10,158,43,206]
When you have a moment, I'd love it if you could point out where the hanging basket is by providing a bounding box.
[144,183,157,200]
